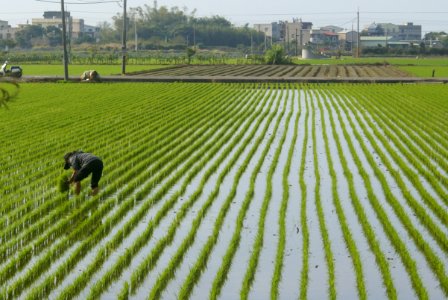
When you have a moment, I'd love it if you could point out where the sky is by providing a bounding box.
[1,0,447,34]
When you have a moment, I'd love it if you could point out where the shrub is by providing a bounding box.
[264,45,291,65]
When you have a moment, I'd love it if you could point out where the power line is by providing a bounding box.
[35,0,120,4]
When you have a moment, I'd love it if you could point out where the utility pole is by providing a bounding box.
[193,24,196,46]
[134,13,137,51]
[250,31,253,57]
[351,23,354,56]
[121,0,127,75]
[61,0,69,81]
[295,28,298,56]
[357,8,360,58]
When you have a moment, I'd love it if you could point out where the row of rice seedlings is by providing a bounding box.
[4,82,201,204]
[0,83,209,220]
[0,83,217,270]
[271,88,300,299]
[240,88,291,299]
[314,89,367,299]
[139,89,279,300]
[353,92,448,197]
[22,85,252,299]
[368,85,448,159]
[366,84,448,164]
[206,85,285,300]
[295,88,310,300]
[343,89,448,249]
[6,82,224,241]
[82,87,263,299]
[327,91,429,299]
[309,91,336,299]
[320,89,397,299]
[0,83,187,230]
[3,83,242,298]
[122,86,267,292]
[351,86,448,190]
[0,82,155,206]
[397,85,448,137]
[169,88,278,300]
[14,87,236,298]
[334,88,448,296]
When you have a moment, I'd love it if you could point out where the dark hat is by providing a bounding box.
[63,152,74,169]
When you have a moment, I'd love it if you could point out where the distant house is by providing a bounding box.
[310,28,339,50]
[0,20,8,30]
[360,36,393,48]
[254,18,312,47]
[0,20,19,41]
[338,30,358,43]
[320,25,343,34]
[397,22,422,41]
[32,11,99,41]
[363,22,422,42]
[253,23,281,41]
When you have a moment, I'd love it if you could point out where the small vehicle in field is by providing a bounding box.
[0,61,22,78]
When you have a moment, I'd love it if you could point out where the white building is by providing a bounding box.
[32,11,99,40]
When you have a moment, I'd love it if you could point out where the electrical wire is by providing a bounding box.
[35,0,120,4]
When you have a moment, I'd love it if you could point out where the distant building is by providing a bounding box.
[0,20,9,30]
[281,19,312,48]
[0,20,19,41]
[398,22,422,41]
[310,28,339,50]
[378,23,400,36]
[32,11,98,40]
[254,19,312,46]
[253,23,281,41]
[338,30,358,50]
[363,22,422,41]
[338,30,358,42]
[320,25,343,33]
[360,36,393,47]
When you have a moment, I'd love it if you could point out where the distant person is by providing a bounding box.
[80,70,100,82]
[64,151,103,195]
[0,61,8,76]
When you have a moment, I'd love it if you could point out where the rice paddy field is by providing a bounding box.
[0,82,447,300]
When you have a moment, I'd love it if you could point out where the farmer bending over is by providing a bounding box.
[64,151,103,195]
[80,70,100,82]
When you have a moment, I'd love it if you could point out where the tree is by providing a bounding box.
[186,46,196,64]
[0,39,16,50]
[15,25,45,48]
[97,21,119,43]
[45,26,62,47]
[99,4,263,49]
[265,44,291,64]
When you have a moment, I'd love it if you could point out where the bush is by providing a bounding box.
[264,45,291,65]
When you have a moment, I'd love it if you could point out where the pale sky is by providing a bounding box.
[1,0,447,33]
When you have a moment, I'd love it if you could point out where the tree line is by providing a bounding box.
[1,4,265,51]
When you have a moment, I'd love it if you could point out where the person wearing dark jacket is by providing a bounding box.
[64,151,103,195]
